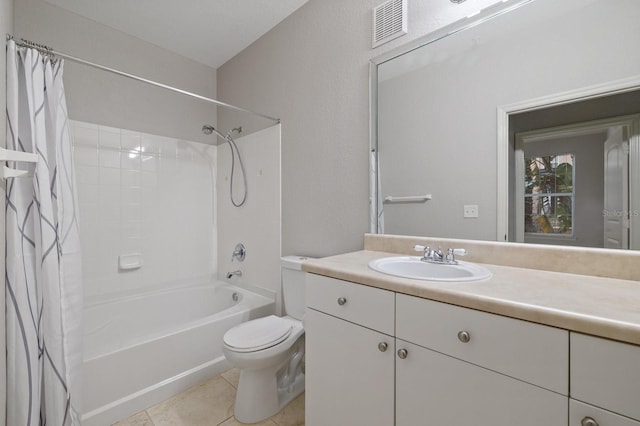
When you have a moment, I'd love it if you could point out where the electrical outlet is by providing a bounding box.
[464,204,479,218]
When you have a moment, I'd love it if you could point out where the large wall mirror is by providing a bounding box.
[371,0,640,249]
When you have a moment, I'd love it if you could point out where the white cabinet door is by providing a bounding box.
[396,340,568,426]
[571,333,640,422]
[305,308,395,426]
[570,399,640,426]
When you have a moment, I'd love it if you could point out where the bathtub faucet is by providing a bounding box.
[226,270,242,279]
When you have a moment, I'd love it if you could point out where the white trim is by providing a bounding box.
[630,118,640,250]
[369,60,379,233]
[513,135,525,242]
[496,75,640,242]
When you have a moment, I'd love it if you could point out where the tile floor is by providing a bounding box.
[114,369,305,426]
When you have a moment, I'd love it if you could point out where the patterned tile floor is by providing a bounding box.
[114,369,305,426]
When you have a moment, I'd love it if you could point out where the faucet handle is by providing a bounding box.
[445,248,467,264]
[451,248,467,256]
[414,245,431,260]
[231,243,246,262]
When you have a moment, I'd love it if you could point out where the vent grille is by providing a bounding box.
[372,0,407,48]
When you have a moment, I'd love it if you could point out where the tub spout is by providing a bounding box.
[226,270,242,279]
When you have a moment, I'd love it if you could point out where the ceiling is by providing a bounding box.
[43,0,309,69]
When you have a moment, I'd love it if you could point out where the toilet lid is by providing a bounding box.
[224,315,293,352]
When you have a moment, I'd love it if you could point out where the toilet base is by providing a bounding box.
[234,367,305,424]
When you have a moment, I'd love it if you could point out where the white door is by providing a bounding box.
[603,126,629,249]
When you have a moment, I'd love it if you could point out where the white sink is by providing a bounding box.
[368,256,492,282]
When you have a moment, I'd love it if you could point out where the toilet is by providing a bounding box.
[222,256,308,424]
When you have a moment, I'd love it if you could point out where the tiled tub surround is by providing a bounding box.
[302,234,640,345]
[71,121,248,425]
[72,120,217,300]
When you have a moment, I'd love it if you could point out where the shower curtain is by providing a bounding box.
[5,40,83,425]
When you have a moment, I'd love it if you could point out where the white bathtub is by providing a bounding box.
[81,280,274,426]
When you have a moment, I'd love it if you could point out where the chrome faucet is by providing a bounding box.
[231,243,246,262]
[414,245,467,264]
[226,270,242,279]
[432,248,444,262]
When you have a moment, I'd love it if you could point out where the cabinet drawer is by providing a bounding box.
[570,399,640,426]
[396,294,568,394]
[306,274,394,335]
[571,333,640,421]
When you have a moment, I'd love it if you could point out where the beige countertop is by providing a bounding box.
[302,250,640,346]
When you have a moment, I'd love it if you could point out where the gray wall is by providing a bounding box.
[217,0,502,258]
[1,0,13,420]
[14,0,218,143]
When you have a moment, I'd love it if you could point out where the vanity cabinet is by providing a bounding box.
[305,274,568,425]
[570,333,640,425]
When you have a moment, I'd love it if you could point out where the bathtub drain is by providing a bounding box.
[232,292,239,302]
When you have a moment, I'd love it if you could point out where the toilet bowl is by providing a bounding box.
[222,256,309,424]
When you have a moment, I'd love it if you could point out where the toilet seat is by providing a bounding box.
[224,315,293,353]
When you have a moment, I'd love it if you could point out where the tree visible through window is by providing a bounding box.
[524,154,574,235]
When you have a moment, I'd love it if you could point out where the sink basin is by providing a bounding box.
[368,256,492,282]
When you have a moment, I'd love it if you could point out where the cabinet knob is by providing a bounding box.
[378,342,388,352]
[337,297,347,306]
[581,417,599,426]
[397,348,408,359]
[457,330,471,343]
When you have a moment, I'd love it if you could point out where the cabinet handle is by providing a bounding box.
[581,417,599,426]
[397,348,408,359]
[337,297,347,306]
[457,330,471,343]
[378,342,388,352]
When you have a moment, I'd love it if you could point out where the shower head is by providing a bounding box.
[202,123,248,207]
[202,124,243,142]
[202,124,227,141]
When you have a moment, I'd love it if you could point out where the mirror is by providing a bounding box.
[371,0,640,249]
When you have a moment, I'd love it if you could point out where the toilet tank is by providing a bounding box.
[281,256,311,320]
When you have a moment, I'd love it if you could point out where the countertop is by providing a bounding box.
[302,250,640,346]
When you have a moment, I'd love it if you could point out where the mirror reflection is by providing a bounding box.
[372,0,640,249]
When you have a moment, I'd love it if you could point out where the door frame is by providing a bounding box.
[513,115,640,246]
[497,75,640,249]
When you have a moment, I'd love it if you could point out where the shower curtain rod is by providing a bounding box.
[6,34,281,124]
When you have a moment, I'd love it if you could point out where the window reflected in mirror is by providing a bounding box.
[524,154,574,236]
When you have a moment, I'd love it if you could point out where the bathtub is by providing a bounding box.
[81,280,274,426]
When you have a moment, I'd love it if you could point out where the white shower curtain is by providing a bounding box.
[5,40,83,425]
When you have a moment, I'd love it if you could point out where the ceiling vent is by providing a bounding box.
[372,0,407,48]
